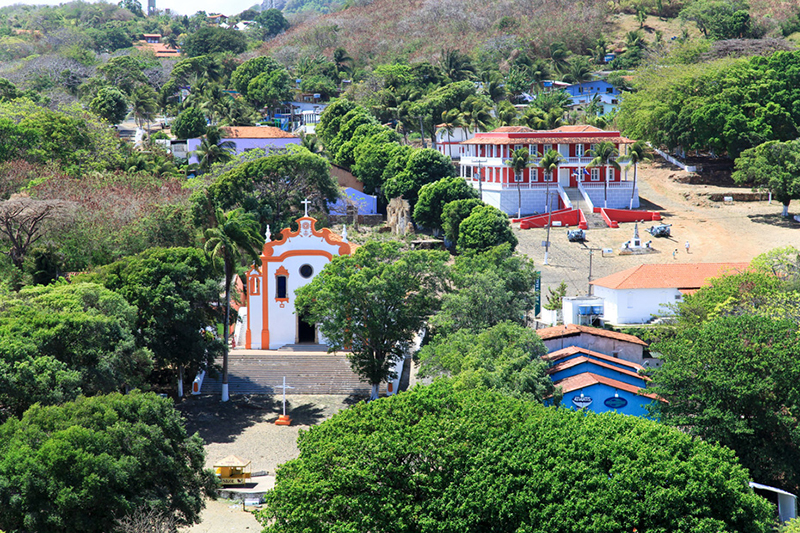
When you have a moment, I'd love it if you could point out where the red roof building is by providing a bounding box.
[457,125,637,215]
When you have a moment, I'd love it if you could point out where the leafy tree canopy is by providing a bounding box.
[0,392,216,533]
[255,9,290,39]
[417,321,552,401]
[0,282,153,419]
[182,26,247,57]
[383,147,457,207]
[648,314,800,493]
[413,176,479,232]
[258,380,773,533]
[172,107,207,140]
[733,139,800,216]
[77,247,223,378]
[295,241,448,399]
[441,198,484,245]
[457,204,517,253]
[89,86,128,125]
[196,147,338,234]
[230,55,285,96]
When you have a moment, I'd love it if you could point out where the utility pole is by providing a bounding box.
[583,246,602,295]
[417,116,427,149]
[544,185,553,265]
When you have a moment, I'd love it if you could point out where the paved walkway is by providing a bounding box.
[201,349,371,396]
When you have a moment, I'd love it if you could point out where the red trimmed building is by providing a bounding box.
[457,125,637,215]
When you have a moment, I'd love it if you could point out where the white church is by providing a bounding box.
[242,215,355,350]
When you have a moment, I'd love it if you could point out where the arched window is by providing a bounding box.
[275,266,289,303]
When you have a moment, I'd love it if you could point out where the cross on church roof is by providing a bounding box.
[301,198,311,217]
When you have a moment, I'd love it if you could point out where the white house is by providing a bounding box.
[436,125,474,160]
[244,215,355,350]
[590,262,749,325]
[187,126,300,164]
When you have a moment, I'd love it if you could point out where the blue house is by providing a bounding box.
[543,346,661,417]
[564,81,621,115]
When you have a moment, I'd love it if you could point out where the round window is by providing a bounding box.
[299,264,314,278]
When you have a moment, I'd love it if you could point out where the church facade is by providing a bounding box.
[244,216,354,350]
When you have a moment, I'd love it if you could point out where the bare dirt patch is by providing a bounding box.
[517,158,800,300]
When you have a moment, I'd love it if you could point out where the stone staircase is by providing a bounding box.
[201,351,371,396]
[563,187,583,207]
[583,211,608,229]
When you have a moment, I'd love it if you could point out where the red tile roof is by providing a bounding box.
[590,262,750,290]
[546,356,649,382]
[553,372,661,400]
[543,346,645,371]
[221,126,298,140]
[536,324,648,346]
[550,125,606,133]
[492,126,536,133]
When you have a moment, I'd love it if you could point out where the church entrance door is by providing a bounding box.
[297,314,316,343]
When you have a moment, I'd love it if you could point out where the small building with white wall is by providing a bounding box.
[187,126,300,164]
[590,262,749,325]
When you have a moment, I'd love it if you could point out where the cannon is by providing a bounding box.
[567,229,586,242]
[646,223,672,238]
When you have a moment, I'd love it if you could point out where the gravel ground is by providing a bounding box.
[178,393,366,533]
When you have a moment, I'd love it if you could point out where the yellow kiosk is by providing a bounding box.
[214,455,252,486]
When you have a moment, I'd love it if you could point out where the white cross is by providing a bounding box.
[274,376,295,417]
[301,198,311,217]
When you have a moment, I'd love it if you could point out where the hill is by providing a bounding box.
[263,0,609,66]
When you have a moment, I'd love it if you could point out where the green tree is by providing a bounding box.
[439,48,476,82]
[0,392,216,533]
[254,8,290,39]
[79,248,223,395]
[129,84,158,130]
[621,139,652,209]
[680,0,755,40]
[0,119,39,164]
[96,55,147,96]
[230,56,285,96]
[588,141,620,208]
[351,134,403,194]
[418,322,552,400]
[457,205,517,253]
[193,126,236,173]
[733,140,800,217]
[383,148,457,207]
[295,241,448,399]
[458,95,493,134]
[431,244,537,332]
[543,281,568,311]
[299,75,339,100]
[89,86,128,125]
[258,380,773,533]
[316,99,358,148]
[203,208,262,402]
[172,107,207,140]
[182,26,247,57]
[247,69,293,112]
[648,314,800,493]
[0,282,153,418]
[441,198,483,245]
[197,148,338,233]
[413,177,479,232]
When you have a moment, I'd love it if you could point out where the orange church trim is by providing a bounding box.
[262,216,353,258]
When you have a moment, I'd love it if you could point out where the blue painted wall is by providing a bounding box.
[547,383,654,417]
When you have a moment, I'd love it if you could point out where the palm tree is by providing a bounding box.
[528,59,551,92]
[621,140,652,209]
[439,48,476,82]
[549,42,571,76]
[129,85,158,131]
[539,148,565,265]
[459,96,493,134]
[505,147,538,218]
[438,108,464,159]
[193,126,236,173]
[494,100,518,128]
[333,47,353,77]
[481,71,507,103]
[588,141,621,208]
[204,207,262,402]
[562,56,593,84]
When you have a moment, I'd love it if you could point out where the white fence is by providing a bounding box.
[651,146,701,172]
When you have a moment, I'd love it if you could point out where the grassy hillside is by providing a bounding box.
[264,0,609,66]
